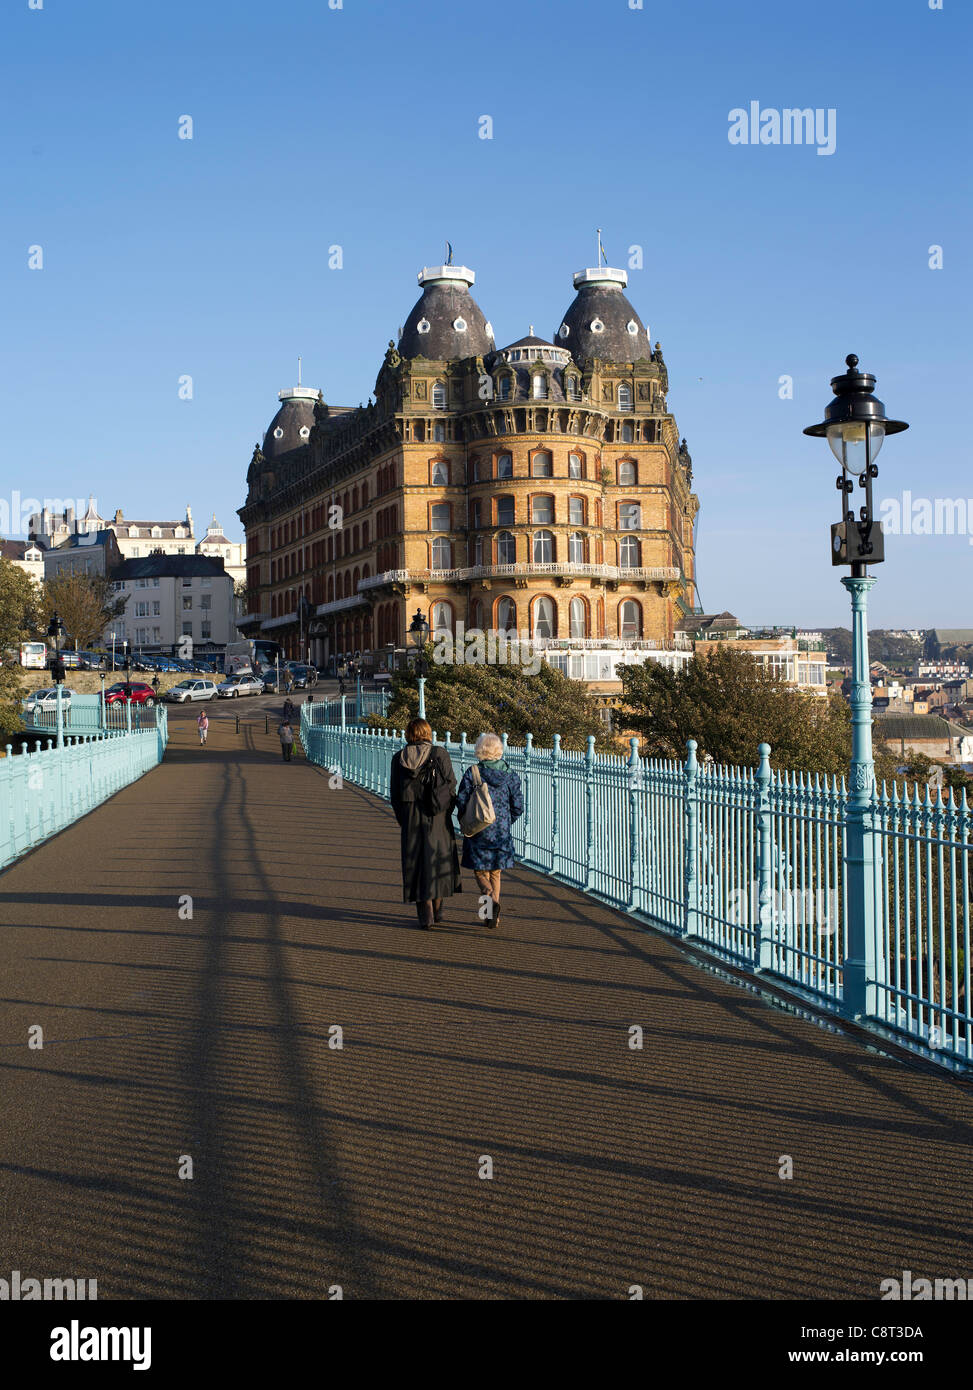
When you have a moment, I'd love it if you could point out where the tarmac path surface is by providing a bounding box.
[0,713,969,1299]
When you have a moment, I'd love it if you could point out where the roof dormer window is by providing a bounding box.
[590,319,605,334]
[417,318,431,334]
[299,426,310,439]
[453,317,467,333]
[274,427,284,439]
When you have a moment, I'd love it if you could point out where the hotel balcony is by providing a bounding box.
[358,562,680,590]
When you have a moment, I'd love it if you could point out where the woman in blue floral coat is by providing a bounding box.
[455,732,524,930]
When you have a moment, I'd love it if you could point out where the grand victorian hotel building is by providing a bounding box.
[238,257,699,669]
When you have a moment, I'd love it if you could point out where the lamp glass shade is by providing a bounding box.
[826,420,884,473]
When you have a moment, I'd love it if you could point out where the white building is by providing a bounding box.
[196,515,246,587]
[0,539,45,584]
[108,555,237,654]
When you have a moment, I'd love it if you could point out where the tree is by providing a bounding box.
[619,645,856,775]
[41,572,125,651]
[0,556,44,738]
[373,649,610,752]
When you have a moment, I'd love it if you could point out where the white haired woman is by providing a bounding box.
[454,732,524,930]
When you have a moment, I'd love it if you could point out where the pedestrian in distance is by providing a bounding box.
[278,719,295,761]
[389,717,461,929]
[282,697,296,723]
[455,732,524,931]
[152,674,161,695]
[197,710,209,746]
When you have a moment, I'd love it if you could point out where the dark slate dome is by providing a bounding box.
[262,386,319,460]
[398,264,494,360]
[556,267,653,365]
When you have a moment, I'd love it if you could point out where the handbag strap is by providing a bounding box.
[471,764,481,786]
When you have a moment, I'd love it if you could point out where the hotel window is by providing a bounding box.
[570,597,588,639]
[496,530,516,564]
[618,383,633,411]
[619,502,642,530]
[496,596,516,631]
[430,503,451,531]
[568,452,583,479]
[620,600,642,639]
[531,451,552,478]
[430,537,451,570]
[431,460,449,485]
[469,498,482,528]
[532,596,555,639]
[152,627,161,642]
[566,376,580,401]
[431,602,452,635]
[532,373,547,400]
[201,595,211,611]
[201,624,211,639]
[433,423,445,442]
[498,376,512,401]
[532,530,554,564]
[618,460,637,486]
[618,536,640,568]
[473,536,484,566]
[568,496,585,526]
[135,602,148,617]
[496,452,513,479]
[432,381,447,409]
[621,423,634,443]
[183,595,193,610]
[531,495,554,525]
[568,532,586,564]
[182,621,193,636]
[152,601,160,615]
[496,496,515,526]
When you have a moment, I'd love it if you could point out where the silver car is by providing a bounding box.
[216,673,264,698]
[166,679,218,703]
[24,686,76,713]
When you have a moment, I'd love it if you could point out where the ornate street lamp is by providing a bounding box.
[408,609,430,718]
[804,354,909,1019]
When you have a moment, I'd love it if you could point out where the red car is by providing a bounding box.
[104,682,157,707]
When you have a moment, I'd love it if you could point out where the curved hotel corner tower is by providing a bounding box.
[239,258,699,665]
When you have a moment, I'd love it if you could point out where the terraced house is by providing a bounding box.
[239,257,700,668]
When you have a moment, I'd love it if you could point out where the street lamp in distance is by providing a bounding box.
[408,609,430,718]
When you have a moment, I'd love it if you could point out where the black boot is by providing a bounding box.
[433,898,444,924]
[416,902,433,929]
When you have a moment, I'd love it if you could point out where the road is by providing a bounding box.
[0,711,969,1299]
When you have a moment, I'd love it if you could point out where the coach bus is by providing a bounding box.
[223,638,284,677]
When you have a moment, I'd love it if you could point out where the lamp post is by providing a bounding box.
[47,611,66,746]
[408,609,430,719]
[804,354,908,1020]
[99,671,106,733]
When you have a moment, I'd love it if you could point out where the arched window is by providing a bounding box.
[570,597,588,639]
[431,602,452,635]
[568,531,586,564]
[432,382,447,409]
[618,460,637,486]
[430,537,451,570]
[532,373,548,399]
[496,452,513,478]
[344,572,352,597]
[531,494,554,525]
[498,376,512,401]
[532,596,556,639]
[496,530,516,565]
[431,460,449,485]
[496,495,515,526]
[568,452,583,479]
[619,501,641,530]
[532,450,553,477]
[618,383,633,411]
[620,600,642,639]
[566,376,580,401]
[469,599,483,630]
[533,530,554,564]
[618,535,640,569]
[496,596,517,631]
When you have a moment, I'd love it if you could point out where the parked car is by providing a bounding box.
[217,673,264,698]
[24,687,77,714]
[166,679,218,703]
[78,650,107,670]
[54,650,84,669]
[104,682,157,707]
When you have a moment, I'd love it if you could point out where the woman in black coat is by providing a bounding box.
[389,717,461,928]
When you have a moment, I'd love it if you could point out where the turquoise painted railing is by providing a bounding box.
[301,708,973,1070]
[303,691,390,728]
[0,711,168,871]
[21,692,165,737]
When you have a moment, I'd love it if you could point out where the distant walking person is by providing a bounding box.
[197,711,209,745]
[282,697,296,723]
[279,719,295,761]
[455,733,524,930]
[389,718,461,929]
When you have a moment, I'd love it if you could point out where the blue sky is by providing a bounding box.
[2,0,969,626]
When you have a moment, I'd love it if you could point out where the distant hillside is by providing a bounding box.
[819,629,923,670]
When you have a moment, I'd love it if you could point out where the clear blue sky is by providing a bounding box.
[2,0,969,626]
